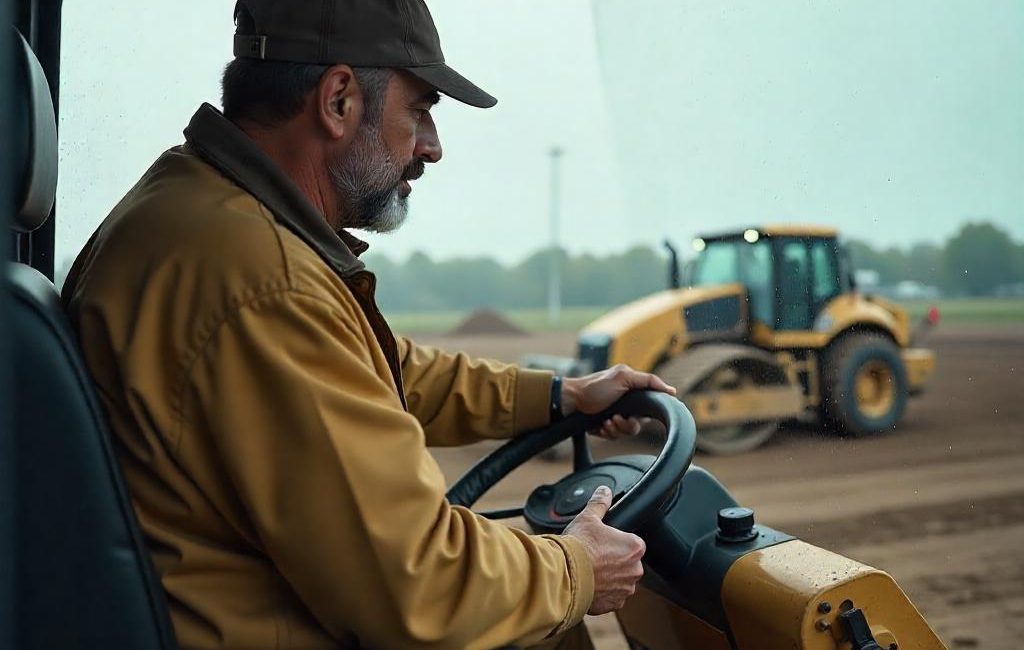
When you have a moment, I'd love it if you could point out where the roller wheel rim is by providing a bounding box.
[854,359,896,419]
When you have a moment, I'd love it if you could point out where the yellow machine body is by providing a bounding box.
[583,284,925,372]
[580,283,748,374]
[615,539,946,649]
[569,226,937,443]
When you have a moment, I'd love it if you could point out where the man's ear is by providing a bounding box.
[315,65,361,140]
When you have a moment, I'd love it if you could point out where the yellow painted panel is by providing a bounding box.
[687,385,804,426]
[750,324,829,349]
[750,294,909,350]
[581,284,746,371]
[723,540,946,650]
[759,223,839,238]
[903,348,936,391]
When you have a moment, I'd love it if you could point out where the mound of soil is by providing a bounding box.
[446,309,527,337]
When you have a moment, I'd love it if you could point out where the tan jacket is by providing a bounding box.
[61,104,593,650]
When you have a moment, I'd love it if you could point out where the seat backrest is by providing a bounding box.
[7,28,178,650]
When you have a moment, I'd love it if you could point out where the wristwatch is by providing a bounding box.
[550,375,564,423]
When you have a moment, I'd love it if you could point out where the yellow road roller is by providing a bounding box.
[533,225,938,454]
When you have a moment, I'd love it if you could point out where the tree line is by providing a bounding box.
[364,221,1023,312]
[846,222,1024,297]
[367,246,669,312]
[52,221,1021,308]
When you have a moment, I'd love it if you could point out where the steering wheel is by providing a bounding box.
[446,391,696,534]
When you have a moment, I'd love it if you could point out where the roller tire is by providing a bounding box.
[695,421,779,456]
[656,345,789,455]
[821,333,908,436]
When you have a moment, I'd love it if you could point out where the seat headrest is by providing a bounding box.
[12,28,58,234]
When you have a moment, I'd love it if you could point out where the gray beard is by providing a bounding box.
[328,123,409,234]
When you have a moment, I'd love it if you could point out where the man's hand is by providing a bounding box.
[562,365,676,439]
[563,486,645,615]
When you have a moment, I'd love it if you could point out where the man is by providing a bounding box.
[62,2,674,648]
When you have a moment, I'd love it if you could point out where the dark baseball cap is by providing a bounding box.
[232,0,496,109]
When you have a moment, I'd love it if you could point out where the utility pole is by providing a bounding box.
[547,146,563,325]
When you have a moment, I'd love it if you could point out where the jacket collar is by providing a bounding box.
[183,103,368,277]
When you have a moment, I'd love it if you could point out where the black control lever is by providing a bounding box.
[838,608,884,650]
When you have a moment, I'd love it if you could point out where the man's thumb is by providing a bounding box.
[583,485,613,519]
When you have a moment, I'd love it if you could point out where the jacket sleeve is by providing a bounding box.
[183,290,593,649]
[396,336,554,447]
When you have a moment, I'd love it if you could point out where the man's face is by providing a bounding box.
[329,71,442,233]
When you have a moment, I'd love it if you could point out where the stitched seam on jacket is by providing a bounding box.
[171,288,352,458]
[167,276,289,447]
[163,187,292,433]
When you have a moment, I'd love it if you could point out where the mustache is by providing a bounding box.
[401,159,425,182]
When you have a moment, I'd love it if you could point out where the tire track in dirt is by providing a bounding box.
[790,491,1024,554]
[728,454,1024,531]
[844,525,1024,649]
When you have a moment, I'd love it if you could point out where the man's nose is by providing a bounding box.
[415,115,442,163]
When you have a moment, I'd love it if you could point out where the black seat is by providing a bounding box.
[7,28,177,650]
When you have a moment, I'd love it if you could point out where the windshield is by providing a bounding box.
[19,4,1023,649]
[692,239,773,325]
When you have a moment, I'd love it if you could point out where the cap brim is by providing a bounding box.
[403,63,497,109]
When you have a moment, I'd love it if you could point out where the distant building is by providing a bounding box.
[854,269,881,290]
[855,270,941,300]
[889,281,941,300]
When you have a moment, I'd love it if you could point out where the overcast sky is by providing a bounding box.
[56,1,1023,267]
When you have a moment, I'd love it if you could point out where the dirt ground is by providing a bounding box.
[412,325,1024,649]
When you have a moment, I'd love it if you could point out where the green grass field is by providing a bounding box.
[384,298,1024,335]
[901,298,1024,325]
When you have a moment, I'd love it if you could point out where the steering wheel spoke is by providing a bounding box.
[572,431,594,471]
